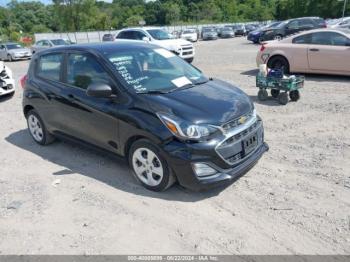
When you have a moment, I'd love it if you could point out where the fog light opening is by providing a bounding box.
[192,163,217,178]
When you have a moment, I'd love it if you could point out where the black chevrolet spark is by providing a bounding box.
[22,41,268,191]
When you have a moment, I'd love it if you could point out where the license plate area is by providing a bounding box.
[242,133,258,155]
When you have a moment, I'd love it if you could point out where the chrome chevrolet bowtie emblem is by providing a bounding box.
[238,116,247,124]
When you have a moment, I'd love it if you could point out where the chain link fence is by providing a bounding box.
[34,21,271,43]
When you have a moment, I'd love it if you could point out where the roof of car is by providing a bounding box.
[35,40,156,55]
[2,42,19,45]
[122,27,163,31]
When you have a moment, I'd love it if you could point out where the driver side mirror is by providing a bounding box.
[142,36,151,42]
[86,83,113,98]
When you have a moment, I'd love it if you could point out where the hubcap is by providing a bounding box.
[28,115,43,142]
[132,148,163,187]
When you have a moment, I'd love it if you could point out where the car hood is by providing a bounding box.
[10,48,31,53]
[154,39,192,49]
[144,79,253,125]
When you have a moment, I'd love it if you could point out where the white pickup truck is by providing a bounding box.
[116,27,195,63]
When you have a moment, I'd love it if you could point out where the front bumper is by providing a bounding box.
[247,33,260,42]
[0,81,15,96]
[161,117,269,191]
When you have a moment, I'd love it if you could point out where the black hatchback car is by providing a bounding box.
[259,17,326,41]
[21,41,268,191]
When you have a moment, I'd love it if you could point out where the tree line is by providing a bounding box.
[0,0,348,42]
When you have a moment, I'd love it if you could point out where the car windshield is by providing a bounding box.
[203,28,215,32]
[147,29,172,40]
[183,30,195,34]
[6,44,22,50]
[51,39,68,45]
[105,47,208,94]
[223,28,233,32]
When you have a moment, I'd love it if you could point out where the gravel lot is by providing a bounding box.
[0,37,349,255]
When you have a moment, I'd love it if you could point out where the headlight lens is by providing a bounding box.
[157,113,217,140]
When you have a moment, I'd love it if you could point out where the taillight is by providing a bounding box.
[20,75,28,89]
[260,44,266,52]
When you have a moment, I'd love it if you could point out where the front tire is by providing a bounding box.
[185,57,194,63]
[26,109,55,145]
[129,139,175,191]
[7,55,12,62]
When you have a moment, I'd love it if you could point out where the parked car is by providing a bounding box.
[32,39,69,54]
[256,29,350,76]
[116,27,195,63]
[102,33,115,42]
[0,61,15,97]
[329,17,350,28]
[202,27,218,40]
[232,24,247,36]
[21,41,268,191]
[180,29,198,42]
[247,22,282,44]
[220,27,235,38]
[245,24,258,34]
[258,17,327,42]
[0,42,32,61]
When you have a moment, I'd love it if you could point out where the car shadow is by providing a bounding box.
[5,129,232,202]
[303,74,350,83]
[249,95,286,107]
[241,69,259,76]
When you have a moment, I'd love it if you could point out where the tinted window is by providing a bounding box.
[134,31,147,40]
[311,32,349,46]
[51,39,68,46]
[299,19,315,28]
[6,44,22,50]
[287,20,299,29]
[37,53,63,81]
[292,34,312,44]
[67,54,112,90]
[117,31,135,39]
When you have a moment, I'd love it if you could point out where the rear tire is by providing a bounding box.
[258,89,268,101]
[26,109,55,145]
[278,92,289,105]
[289,90,300,101]
[129,139,175,192]
[267,56,290,74]
[271,89,280,98]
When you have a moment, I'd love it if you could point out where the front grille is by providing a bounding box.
[216,120,261,165]
[220,120,259,147]
[221,110,255,134]
[181,46,193,51]
[183,51,193,55]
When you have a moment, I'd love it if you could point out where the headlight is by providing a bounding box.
[157,113,217,140]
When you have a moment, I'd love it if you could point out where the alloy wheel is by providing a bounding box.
[28,114,44,142]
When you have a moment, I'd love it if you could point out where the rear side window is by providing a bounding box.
[37,53,63,81]
[292,34,312,44]
[311,32,349,46]
[117,31,135,39]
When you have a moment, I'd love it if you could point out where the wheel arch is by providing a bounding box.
[23,105,35,117]
[267,54,290,72]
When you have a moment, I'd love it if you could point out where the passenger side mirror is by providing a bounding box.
[86,83,113,98]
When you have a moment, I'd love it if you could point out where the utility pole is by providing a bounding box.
[342,0,348,19]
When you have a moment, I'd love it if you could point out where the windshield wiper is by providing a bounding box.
[138,90,168,94]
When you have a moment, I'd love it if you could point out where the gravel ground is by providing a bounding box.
[0,37,349,254]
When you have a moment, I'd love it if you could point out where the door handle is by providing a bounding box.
[309,48,319,52]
